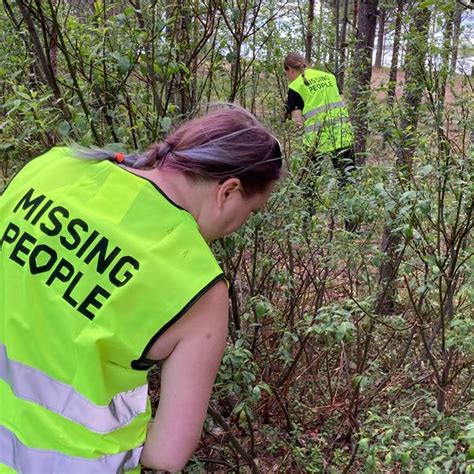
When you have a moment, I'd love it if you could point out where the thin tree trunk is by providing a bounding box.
[205,22,220,109]
[374,7,385,68]
[349,0,379,162]
[377,4,431,315]
[449,5,463,76]
[132,0,163,120]
[49,0,57,76]
[396,6,431,171]
[387,0,404,104]
[16,0,63,103]
[315,0,324,63]
[305,0,316,64]
[46,0,98,141]
[229,37,243,102]
[438,7,456,108]
[353,0,359,29]
[3,0,43,87]
[190,0,200,110]
[337,0,350,91]
[226,0,249,103]
[376,226,402,314]
[178,1,192,114]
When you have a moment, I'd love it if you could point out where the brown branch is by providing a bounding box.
[207,406,260,474]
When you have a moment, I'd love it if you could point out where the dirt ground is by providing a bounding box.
[370,66,468,103]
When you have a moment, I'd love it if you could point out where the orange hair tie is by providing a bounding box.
[114,152,125,163]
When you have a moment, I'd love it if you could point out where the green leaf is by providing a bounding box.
[104,143,125,152]
[110,52,131,75]
[417,200,431,216]
[58,120,71,136]
[226,52,236,63]
[336,321,354,342]
[374,183,385,196]
[252,385,261,400]
[401,190,416,200]
[255,301,266,319]
[358,438,369,452]
[0,143,14,152]
[401,451,411,464]
[467,445,474,460]
[231,7,240,22]
[418,164,433,177]
[161,117,172,132]
[418,0,436,8]
[403,225,414,240]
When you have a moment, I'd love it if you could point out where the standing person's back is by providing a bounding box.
[284,52,357,229]
[287,67,353,153]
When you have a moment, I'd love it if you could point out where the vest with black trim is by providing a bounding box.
[288,68,353,152]
[0,147,224,473]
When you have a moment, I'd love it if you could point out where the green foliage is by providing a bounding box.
[357,405,474,472]
[1,0,472,471]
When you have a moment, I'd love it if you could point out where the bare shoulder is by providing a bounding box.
[194,279,229,312]
[146,279,229,361]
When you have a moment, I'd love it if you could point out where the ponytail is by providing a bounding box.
[284,52,311,85]
[301,71,309,86]
[71,105,282,195]
[71,141,176,169]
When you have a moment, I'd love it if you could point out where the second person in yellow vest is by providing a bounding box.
[284,53,357,230]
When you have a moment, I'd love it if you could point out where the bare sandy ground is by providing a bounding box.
[370,66,469,103]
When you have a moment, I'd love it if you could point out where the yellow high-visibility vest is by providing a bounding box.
[289,68,353,152]
[0,147,224,473]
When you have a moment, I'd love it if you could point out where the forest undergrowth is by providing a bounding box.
[1,1,472,471]
[148,91,473,471]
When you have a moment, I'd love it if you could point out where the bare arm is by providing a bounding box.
[291,109,304,128]
[140,280,229,472]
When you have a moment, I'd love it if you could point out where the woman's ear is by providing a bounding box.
[216,178,242,209]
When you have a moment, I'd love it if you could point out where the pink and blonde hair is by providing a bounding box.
[76,106,282,195]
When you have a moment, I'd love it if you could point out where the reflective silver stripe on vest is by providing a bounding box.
[0,344,148,434]
[303,101,346,120]
[0,425,142,474]
[305,116,350,134]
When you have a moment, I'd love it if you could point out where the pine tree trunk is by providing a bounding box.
[449,5,463,76]
[337,0,350,91]
[349,0,379,162]
[305,0,316,64]
[396,6,431,171]
[438,7,455,108]
[387,0,404,104]
[334,0,340,75]
[376,4,431,315]
[374,7,385,68]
